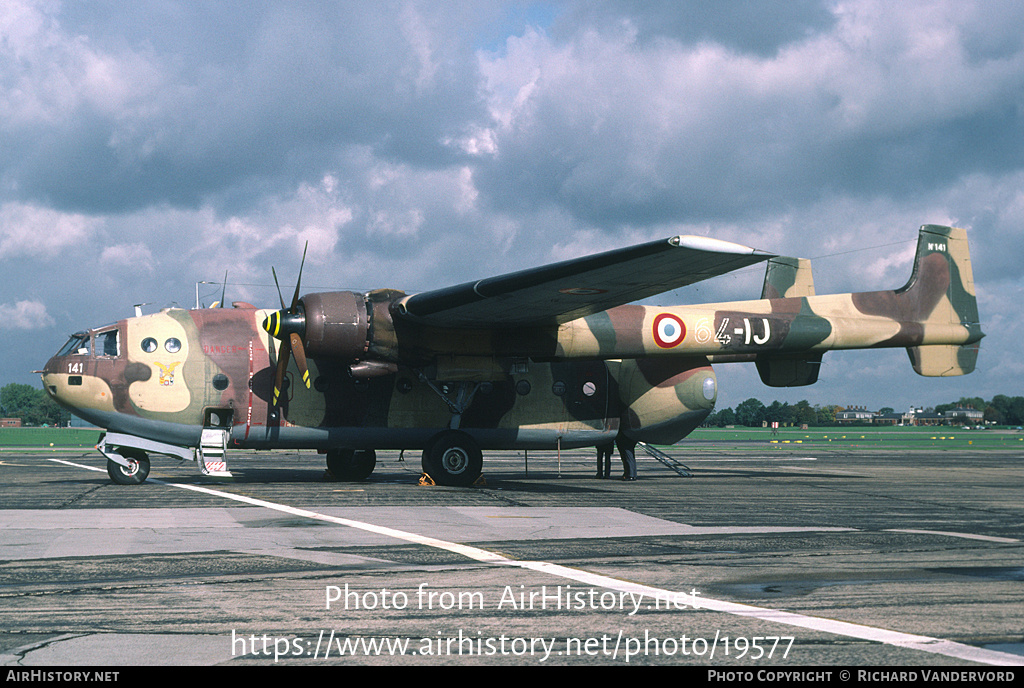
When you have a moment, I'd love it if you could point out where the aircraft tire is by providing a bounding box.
[106,449,151,485]
[326,448,376,481]
[421,430,482,487]
[419,434,443,474]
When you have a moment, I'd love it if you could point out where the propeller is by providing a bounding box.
[263,243,310,405]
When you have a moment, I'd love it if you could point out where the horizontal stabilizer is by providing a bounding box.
[755,353,823,387]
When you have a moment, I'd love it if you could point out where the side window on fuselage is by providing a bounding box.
[96,329,120,357]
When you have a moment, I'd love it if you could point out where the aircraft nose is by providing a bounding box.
[42,374,59,400]
[40,363,69,410]
[41,352,67,393]
[40,332,91,404]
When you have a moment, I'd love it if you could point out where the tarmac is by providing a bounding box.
[1,442,1022,666]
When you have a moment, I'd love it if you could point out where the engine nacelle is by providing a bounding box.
[299,291,370,360]
[615,357,717,444]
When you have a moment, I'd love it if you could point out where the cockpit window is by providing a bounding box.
[96,329,120,357]
[57,333,90,357]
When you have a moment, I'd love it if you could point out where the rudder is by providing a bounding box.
[761,256,815,299]
[901,225,983,376]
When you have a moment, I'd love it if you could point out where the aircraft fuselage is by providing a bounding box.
[41,303,716,455]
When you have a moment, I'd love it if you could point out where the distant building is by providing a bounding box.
[1,418,22,428]
[835,405,876,424]
[874,410,914,426]
[946,405,984,425]
[829,404,984,427]
[914,410,945,426]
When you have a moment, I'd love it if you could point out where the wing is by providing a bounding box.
[394,235,773,328]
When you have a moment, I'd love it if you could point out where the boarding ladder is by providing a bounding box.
[637,442,692,477]
[198,428,233,477]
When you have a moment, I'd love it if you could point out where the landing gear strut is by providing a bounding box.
[421,430,482,487]
[326,449,377,481]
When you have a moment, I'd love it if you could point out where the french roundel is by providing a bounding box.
[653,313,686,348]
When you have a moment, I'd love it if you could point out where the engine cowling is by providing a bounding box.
[299,291,370,360]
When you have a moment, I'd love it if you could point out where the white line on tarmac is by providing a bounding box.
[50,458,1024,666]
[682,457,818,462]
[885,529,1020,543]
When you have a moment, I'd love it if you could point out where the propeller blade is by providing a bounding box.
[290,242,308,311]
[219,271,228,308]
[272,340,291,406]
[271,267,286,311]
[290,332,311,389]
[268,241,310,405]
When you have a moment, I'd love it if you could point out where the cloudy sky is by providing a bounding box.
[2,0,1022,413]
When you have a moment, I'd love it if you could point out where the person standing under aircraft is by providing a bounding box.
[596,441,613,478]
[616,435,637,481]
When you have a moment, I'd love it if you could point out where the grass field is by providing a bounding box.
[686,425,1024,450]
[0,428,102,449]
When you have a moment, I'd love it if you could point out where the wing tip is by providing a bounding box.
[671,234,770,256]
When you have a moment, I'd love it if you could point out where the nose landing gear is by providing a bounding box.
[105,448,151,485]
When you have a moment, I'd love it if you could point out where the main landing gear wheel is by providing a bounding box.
[326,449,377,481]
[421,430,482,487]
[106,448,151,485]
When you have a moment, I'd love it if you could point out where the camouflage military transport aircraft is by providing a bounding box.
[41,224,982,486]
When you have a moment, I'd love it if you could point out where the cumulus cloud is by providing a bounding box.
[99,243,154,273]
[475,1,1024,228]
[0,300,54,329]
[0,202,96,258]
[0,1,488,214]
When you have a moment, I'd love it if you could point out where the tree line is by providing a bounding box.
[0,383,70,426]
[705,395,1024,428]
[706,398,832,427]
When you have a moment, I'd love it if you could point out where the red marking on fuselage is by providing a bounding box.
[653,313,686,348]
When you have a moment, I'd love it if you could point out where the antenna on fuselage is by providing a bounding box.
[133,303,151,317]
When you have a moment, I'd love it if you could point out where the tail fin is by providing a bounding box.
[761,256,815,299]
[757,257,820,385]
[899,225,983,376]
